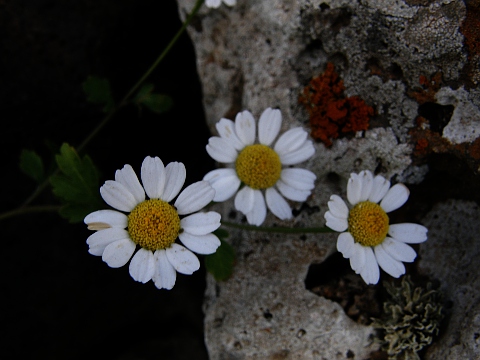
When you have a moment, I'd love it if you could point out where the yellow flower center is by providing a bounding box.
[127,199,180,251]
[348,201,389,247]
[235,144,282,190]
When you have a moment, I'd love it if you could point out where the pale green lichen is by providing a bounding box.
[371,276,444,360]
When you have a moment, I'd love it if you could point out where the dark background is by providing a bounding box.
[1,1,213,359]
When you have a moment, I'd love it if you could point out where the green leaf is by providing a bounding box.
[142,93,173,114]
[50,143,103,223]
[134,83,173,114]
[134,83,155,102]
[205,235,236,282]
[82,75,114,113]
[19,149,45,183]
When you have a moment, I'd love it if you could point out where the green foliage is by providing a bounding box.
[205,229,236,281]
[50,143,103,223]
[371,276,444,360]
[82,76,114,113]
[19,149,45,183]
[134,83,173,114]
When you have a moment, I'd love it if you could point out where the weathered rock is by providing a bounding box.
[418,199,480,360]
[175,0,480,358]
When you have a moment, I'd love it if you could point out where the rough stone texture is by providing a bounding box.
[418,200,480,360]
[436,86,480,144]
[175,0,480,358]
[203,224,377,360]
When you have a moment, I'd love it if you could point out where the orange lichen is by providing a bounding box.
[459,1,480,85]
[415,138,429,153]
[460,1,480,60]
[299,62,374,147]
[409,119,480,175]
[408,72,443,104]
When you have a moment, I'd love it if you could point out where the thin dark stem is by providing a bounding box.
[221,220,335,234]
[0,205,62,221]
[118,0,205,108]
[2,0,205,221]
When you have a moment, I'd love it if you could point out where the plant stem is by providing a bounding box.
[221,220,335,234]
[117,0,205,108]
[1,0,205,222]
[78,0,205,153]
[0,205,62,221]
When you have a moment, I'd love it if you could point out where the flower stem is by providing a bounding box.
[78,0,205,153]
[221,220,335,234]
[0,205,62,221]
[1,0,205,222]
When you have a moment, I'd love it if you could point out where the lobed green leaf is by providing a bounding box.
[82,75,114,113]
[205,235,236,282]
[50,143,103,223]
[19,149,45,183]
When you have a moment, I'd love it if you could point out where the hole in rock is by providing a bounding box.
[417,102,454,133]
[305,252,383,324]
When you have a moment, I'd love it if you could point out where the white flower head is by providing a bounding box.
[203,107,316,226]
[84,156,221,290]
[324,170,428,285]
[205,0,236,9]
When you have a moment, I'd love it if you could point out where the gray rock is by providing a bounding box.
[418,199,480,360]
[175,0,479,358]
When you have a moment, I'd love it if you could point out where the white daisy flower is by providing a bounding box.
[84,156,221,290]
[205,0,236,8]
[324,170,428,285]
[203,107,316,226]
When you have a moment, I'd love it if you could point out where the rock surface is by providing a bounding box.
[176,0,480,358]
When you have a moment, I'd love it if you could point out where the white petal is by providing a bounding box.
[175,181,215,215]
[276,179,312,202]
[102,238,136,268]
[180,211,221,236]
[178,232,221,255]
[258,108,282,146]
[265,187,292,220]
[388,223,428,244]
[337,232,355,258]
[327,195,349,219]
[152,250,176,290]
[274,127,308,155]
[205,0,221,8]
[380,183,409,213]
[206,137,238,163]
[129,248,155,283]
[165,243,200,275]
[358,170,374,202]
[115,164,145,204]
[278,141,315,166]
[280,168,316,190]
[374,245,405,278]
[86,228,130,256]
[84,210,128,230]
[369,175,390,203]
[100,180,138,212]
[141,156,166,199]
[346,173,362,205]
[234,186,255,214]
[234,110,256,146]
[223,0,236,6]
[380,237,417,263]
[162,162,186,202]
[245,190,267,226]
[324,211,348,232]
[349,243,366,274]
[203,168,241,202]
[216,118,244,151]
[359,247,380,285]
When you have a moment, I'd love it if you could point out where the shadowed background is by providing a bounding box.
[1,1,212,359]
